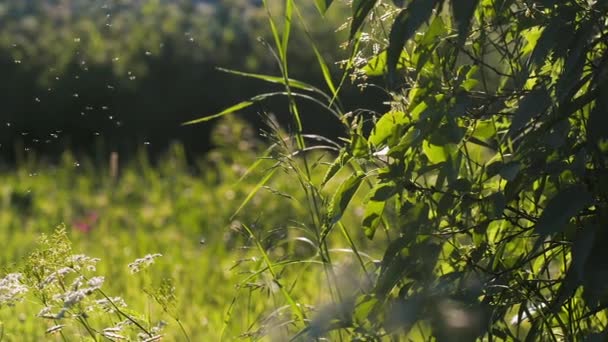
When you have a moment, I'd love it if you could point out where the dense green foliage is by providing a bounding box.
[184,0,608,339]
[2,0,608,340]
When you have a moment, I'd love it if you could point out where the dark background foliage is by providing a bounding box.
[0,0,387,165]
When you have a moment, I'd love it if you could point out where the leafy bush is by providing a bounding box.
[193,0,608,339]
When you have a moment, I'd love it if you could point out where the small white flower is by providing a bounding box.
[128,254,162,274]
[87,276,105,289]
[63,290,86,307]
[95,297,127,313]
[0,273,28,306]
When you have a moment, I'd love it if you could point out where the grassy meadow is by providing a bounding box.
[0,118,378,341]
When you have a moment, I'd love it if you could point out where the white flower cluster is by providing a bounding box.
[128,254,162,274]
[38,267,74,289]
[94,296,127,313]
[101,319,132,340]
[37,255,101,291]
[69,254,101,272]
[38,275,107,319]
[54,276,104,306]
[0,273,28,307]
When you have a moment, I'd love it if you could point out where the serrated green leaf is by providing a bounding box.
[362,200,385,239]
[535,185,593,236]
[521,26,543,56]
[528,15,561,68]
[322,150,352,186]
[369,111,410,147]
[351,133,369,158]
[328,172,365,223]
[371,181,399,201]
[388,128,421,157]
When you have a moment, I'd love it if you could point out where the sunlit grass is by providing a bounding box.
[0,124,376,340]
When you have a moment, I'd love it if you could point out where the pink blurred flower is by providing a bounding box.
[73,212,99,233]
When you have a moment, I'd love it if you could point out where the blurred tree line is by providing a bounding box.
[0,0,387,165]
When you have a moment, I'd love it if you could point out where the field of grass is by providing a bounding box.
[0,119,379,341]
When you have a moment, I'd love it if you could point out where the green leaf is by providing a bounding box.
[535,185,593,236]
[422,142,457,164]
[521,26,544,56]
[388,128,421,157]
[362,50,413,76]
[354,295,379,323]
[371,181,400,201]
[182,101,255,125]
[369,111,410,147]
[508,87,551,137]
[387,1,437,82]
[361,50,388,76]
[351,133,369,158]
[350,0,378,39]
[328,172,366,223]
[217,68,316,92]
[472,119,496,140]
[362,200,385,239]
[314,0,333,14]
[528,15,562,69]
[414,15,447,70]
[428,121,465,145]
[322,150,352,186]
[451,0,479,44]
[499,161,521,181]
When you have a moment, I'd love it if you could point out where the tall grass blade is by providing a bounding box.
[240,223,306,322]
[216,67,316,92]
[292,2,340,102]
[182,101,255,125]
[229,167,278,221]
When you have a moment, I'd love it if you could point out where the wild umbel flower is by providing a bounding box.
[128,254,162,273]
[94,296,127,313]
[0,273,28,307]
[52,276,104,309]
[87,276,105,290]
[38,267,75,290]
[69,254,101,272]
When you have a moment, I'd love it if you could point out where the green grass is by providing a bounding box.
[0,121,379,341]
